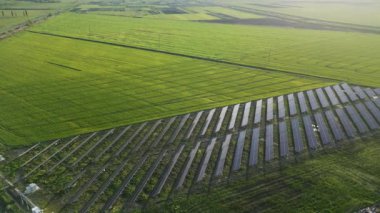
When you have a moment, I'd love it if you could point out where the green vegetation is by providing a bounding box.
[0,32,330,145]
[149,136,380,212]
[32,12,380,87]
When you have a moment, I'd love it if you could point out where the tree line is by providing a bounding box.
[1,10,29,17]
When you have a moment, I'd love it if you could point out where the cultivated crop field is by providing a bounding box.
[0,0,379,212]
[32,12,380,87]
[0,31,331,146]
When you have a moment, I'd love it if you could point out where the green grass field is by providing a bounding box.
[0,32,331,146]
[32,13,380,87]
[148,135,380,212]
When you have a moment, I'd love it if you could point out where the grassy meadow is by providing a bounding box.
[0,32,330,146]
[32,13,380,87]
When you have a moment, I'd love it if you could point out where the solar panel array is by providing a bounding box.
[3,83,380,212]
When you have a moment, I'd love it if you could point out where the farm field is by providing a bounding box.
[0,32,330,146]
[31,13,380,87]
[0,0,379,212]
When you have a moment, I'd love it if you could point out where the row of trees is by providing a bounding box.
[1,10,29,17]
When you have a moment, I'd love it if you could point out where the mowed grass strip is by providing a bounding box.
[32,13,380,87]
[0,32,331,146]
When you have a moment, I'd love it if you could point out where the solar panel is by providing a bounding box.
[265,124,274,161]
[352,86,367,99]
[232,130,246,171]
[307,90,320,111]
[341,83,358,101]
[214,107,228,133]
[333,85,349,104]
[325,110,345,141]
[364,101,380,123]
[279,121,288,157]
[253,100,263,124]
[355,103,379,130]
[249,127,260,166]
[266,98,274,121]
[315,88,329,108]
[175,141,201,189]
[277,96,286,119]
[364,88,380,107]
[297,92,308,113]
[185,111,203,139]
[288,94,297,116]
[364,88,376,97]
[201,109,216,136]
[241,102,252,128]
[101,155,148,211]
[375,88,380,95]
[324,86,340,106]
[151,144,185,196]
[335,108,356,138]
[290,117,303,153]
[228,104,240,130]
[314,112,332,145]
[166,114,190,145]
[214,134,232,176]
[302,115,318,149]
[345,105,369,134]
[197,138,217,181]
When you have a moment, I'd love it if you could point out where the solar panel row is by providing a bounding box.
[197,138,217,181]
[307,90,320,111]
[324,86,340,106]
[254,100,263,124]
[345,105,369,134]
[288,94,297,116]
[266,98,274,121]
[298,92,308,113]
[265,124,274,161]
[175,141,201,189]
[185,111,203,139]
[335,108,356,138]
[333,85,349,104]
[364,101,380,123]
[325,110,345,141]
[279,121,288,157]
[375,88,380,95]
[302,115,318,149]
[201,109,216,136]
[215,134,232,176]
[341,83,358,101]
[241,102,252,127]
[315,88,329,108]
[291,117,303,153]
[277,96,286,119]
[355,103,379,130]
[228,104,240,130]
[215,107,228,133]
[249,127,260,166]
[232,130,246,171]
[313,113,332,145]
[352,86,367,99]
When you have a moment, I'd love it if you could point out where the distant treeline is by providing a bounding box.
[1,10,30,17]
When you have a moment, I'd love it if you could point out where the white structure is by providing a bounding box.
[25,183,40,195]
[32,207,43,213]
[0,155,5,162]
